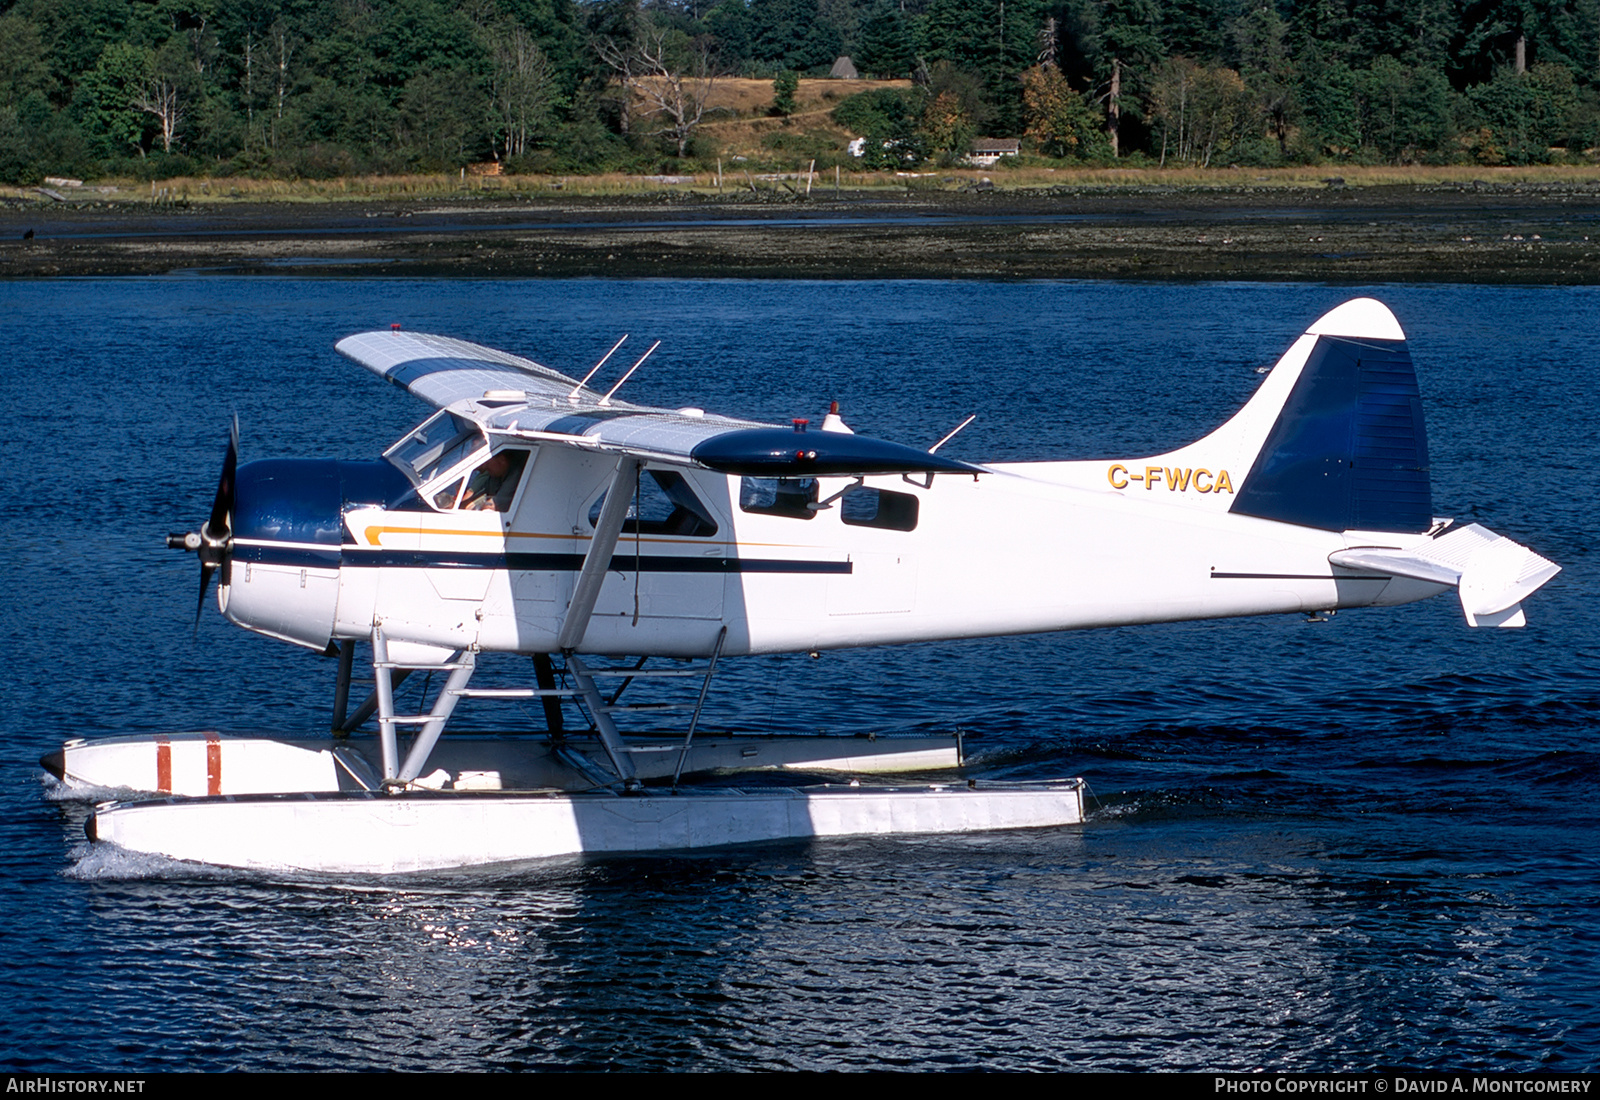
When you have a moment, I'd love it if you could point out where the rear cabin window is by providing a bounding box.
[739,477,818,520]
[841,487,919,531]
[589,470,719,537]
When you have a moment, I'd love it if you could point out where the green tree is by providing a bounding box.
[75,41,151,157]
[772,68,798,114]
[1357,54,1456,162]
[1161,0,1236,65]
[1296,52,1360,156]
[703,0,754,63]
[398,68,488,168]
[1091,0,1164,154]
[854,3,916,78]
[833,85,926,164]
[375,0,484,87]
[478,17,562,157]
[748,0,841,72]
[1148,56,1255,164]
[1232,2,1295,156]
[1467,61,1579,161]
[0,14,52,107]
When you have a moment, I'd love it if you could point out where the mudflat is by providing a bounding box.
[3,182,1598,282]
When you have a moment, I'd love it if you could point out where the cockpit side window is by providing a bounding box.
[588,469,719,537]
[460,449,530,513]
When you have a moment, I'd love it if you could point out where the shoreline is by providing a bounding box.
[3,183,1598,282]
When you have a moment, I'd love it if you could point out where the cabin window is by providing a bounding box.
[387,412,485,485]
[841,487,919,531]
[459,449,530,512]
[739,477,817,520]
[589,469,719,537]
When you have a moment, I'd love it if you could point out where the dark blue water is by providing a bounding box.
[1,279,1594,1071]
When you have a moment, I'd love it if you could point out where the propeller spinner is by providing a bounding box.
[167,419,238,627]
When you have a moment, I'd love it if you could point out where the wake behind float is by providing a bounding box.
[54,299,1556,874]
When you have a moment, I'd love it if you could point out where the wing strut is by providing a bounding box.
[551,456,645,788]
[557,456,640,652]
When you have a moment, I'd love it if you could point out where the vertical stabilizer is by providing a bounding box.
[1083,299,1433,533]
[1230,300,1432,533]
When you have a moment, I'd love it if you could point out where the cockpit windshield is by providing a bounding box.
[385,412,486,487]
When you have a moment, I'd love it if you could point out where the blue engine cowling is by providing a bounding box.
[220,459,412,650]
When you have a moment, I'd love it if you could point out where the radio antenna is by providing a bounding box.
[571,335,628,400]
[600,340,661,406]
[929,414,976,454]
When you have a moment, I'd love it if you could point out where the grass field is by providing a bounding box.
[9,161,1599,207]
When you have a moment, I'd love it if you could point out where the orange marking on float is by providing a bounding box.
[155,735,171,794]
[206,732,222,797]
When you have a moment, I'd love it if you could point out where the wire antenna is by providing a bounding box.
[600,340,661,406]
[571,335,628,400]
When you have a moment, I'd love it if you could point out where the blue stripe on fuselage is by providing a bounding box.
[233,544,852,574]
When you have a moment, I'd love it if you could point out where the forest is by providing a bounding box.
[0,0,1597,184]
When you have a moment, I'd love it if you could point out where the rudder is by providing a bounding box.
[1230,323,1432,533]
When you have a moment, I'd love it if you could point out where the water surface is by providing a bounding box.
[1,279,1594,1071]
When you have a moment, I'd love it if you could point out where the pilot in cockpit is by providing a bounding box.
[461,450,528,512]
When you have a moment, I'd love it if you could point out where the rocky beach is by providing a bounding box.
[3,181,1598,283]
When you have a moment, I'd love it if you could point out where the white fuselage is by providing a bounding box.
[220,442,1444,659]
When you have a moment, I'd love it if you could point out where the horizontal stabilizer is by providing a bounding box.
[1330,524,1560,627]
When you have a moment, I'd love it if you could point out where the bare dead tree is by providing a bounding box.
[1038,15,1058,69]
[596,25,719,158]
[270,17,296,150]
[133,77,185,153]
[241,32,257,148]
[188,13,212,75]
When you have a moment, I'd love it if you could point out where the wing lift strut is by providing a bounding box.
[340,455,729,795]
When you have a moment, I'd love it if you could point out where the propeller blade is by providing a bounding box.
[195,561,215,630]
[191,419,239,631]
[207,416,238,541]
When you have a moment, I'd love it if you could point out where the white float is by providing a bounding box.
[88,780,1086,875]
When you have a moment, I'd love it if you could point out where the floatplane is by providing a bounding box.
[48,298,1559,874]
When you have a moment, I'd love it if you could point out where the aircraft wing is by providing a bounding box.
[336,330,584,408]
[1330,524,1560,627]
[336,330,982,477]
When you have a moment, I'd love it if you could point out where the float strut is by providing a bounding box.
[672,626,727,789]
[341,669,411,734]
[532,653,565,738]
[330,639,355,735]
[372,626,400,780]
[567,655,640,788]
[397,651,476,783]
[557,456,639,652]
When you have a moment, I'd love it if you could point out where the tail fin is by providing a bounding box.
[1105,299,1433,534]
